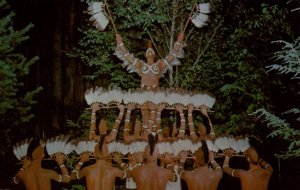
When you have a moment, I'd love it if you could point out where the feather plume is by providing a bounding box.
[13,138,31,161]
[87,2,109,31]
[191,3,211,28]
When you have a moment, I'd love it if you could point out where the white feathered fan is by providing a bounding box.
[45,135,74,157]
[87,2,109,31]
[74,140,98,155]
[191,3,211,28]
[13,138,32,161]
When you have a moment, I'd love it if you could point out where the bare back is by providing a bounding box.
[132,164,173,190]
[17,167,56,190]
[238,167,272,190]
[83,164,124,190]
[182,167,222,190]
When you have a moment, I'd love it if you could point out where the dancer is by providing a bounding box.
[131,134,177,190]
[12,138,70,189]
[89,103,125,143]
[115,33,184,90]
[70,136,128,190]
[178,140,223,190]
[222,143,273,190]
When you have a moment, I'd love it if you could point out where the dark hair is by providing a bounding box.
[148,134,156,155]
[248,136,263,160]
[27,137,41,159]
[201,140,209,164]
[98,134,106,152]
[201,115,211,134]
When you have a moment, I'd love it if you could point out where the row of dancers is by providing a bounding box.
[12,102,273,190]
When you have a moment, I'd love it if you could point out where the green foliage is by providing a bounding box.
[0,0,42,157]
[253,109,300,159]
[267,37,300,80]
[254,36,300,159]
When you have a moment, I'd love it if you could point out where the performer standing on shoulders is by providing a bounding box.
[115,32,185,90]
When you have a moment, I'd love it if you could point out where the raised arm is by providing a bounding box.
[123,103,136,143]
[178,150,188,180]
[13,157,31,184]
[115,33,141,69]
[187,104,198,142]
[159,32,185,69]
[209,151,223,177]
[50,153,70,183]
[222,149,244,179]
[176,104,186,139]
[259,158,273,173]
[200,105,216,140]
[156,103,166,142]
[89,103,100,141]
[164,153,178,182]
[106,104,125,143]
[70,152,90,180]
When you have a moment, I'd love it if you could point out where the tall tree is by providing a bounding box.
[0,0,42,157]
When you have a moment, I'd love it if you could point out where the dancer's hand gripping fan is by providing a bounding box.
[45,135,74,158]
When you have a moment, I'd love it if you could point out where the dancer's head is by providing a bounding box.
[246,137,262,165]
[144,134,159,160]
[95,134,109,159]
[194,140,209,166]
[145,40,155,63]
[27,137,44,160]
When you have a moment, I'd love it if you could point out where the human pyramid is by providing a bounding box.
[11,1,273,190]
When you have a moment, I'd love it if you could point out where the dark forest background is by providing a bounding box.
[1,0,300,189]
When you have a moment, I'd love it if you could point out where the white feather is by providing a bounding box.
[191,3,210,28]
[13,139,31,160]
[87,2,109,31]
[197,3,211,14]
